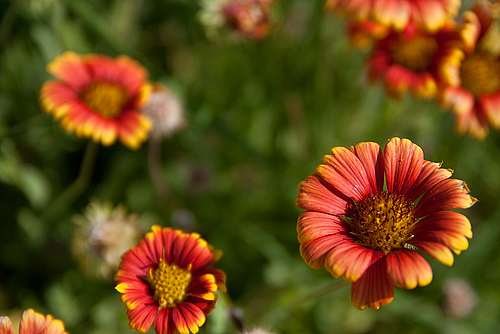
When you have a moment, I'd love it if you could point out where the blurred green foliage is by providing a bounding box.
[0,0,498,333]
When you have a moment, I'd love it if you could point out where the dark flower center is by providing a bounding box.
[390,35,438,71]
[347,192,417,254]
[83,81,127,118]
[460,52,500,96]
[146,258,192,308]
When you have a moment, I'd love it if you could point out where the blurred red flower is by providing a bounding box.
[40,51,152,150]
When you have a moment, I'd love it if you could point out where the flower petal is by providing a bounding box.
[317,146,372,201]
[299,232,349,270]
[0,317,14,334]
[126,304,157,334]
[386,249,433,290]
[384,137,424,194]
[171,306,190,334]
[325,243,381,282]
[46,51,92,89]
[297,211,347,244]
[406,161,452,202]
[350,254,394,310]
[154,308,177,334]
[350,141,384,194]
[176,302,206,334]
[416,179,477,216]
[410,239,454,266]
[295,174,348,214]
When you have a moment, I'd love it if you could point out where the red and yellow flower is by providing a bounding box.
[296,138,476,310]
[115,225,226,334]
[438,1,500,139]
[40,51,152,150]
[365,21,465,100]
[0,309,68,334]
[325,0,461,32]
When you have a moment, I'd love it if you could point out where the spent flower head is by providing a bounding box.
[72,200,143,279]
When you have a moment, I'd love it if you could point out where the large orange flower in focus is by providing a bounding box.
[438,1,500,139]
[40,51,152,150]
[296,138,476,310]
[0,309,68,334]
[115,225,226,334]
[325,0,461,32]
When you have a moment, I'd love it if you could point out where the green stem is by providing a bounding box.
[40,141,99,224]
[148,136,170,202]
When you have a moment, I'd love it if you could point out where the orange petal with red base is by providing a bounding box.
[295,174,348,214]
[384,137,424,194]
[351,254,394,310]
[386,249,433,289]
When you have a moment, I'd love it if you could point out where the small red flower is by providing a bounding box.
[325,0,461,32]
[365,21,465,100]
[115,225,226,334]
[0,309,68,334]
[40,51,152,150]
[438,2,500,139]
[296,138,476,310]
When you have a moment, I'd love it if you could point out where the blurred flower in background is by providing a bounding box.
[365,20,466,100]
[72,201,143,279]
[438,1,500,140]
[443,278,479,319]
[140,84,186,140]
[222,0,273,39]
[296,137,476,310]
[40,51,152,150]
[0,309,68,334]
[115,226,226,334]
[325,0,461,32]
[198,0,274,39]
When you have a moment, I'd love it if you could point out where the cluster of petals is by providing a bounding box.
[40,51,152,150]
[364,21,466,100]
[222,0,273,39]
[296,137,476,310]
[437,1,500,139]
[0,309,68,334]
[326,0,461,32]
[115,225,226,334]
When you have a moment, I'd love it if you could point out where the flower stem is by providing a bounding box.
[148,136,170,202]
[40,141,99,224]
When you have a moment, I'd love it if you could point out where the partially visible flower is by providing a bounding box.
[325,0,461,32]
[222,0,273,39]
[141,85,186,139]
[296,138,476,310]
[438,2,500,139]
[72,201,143,279]
[40,51,152,150]
[345,20,389,50]
[115,225,226,334]
[366,21,465,100]
[443,278,478,318]
[0,309,68,334]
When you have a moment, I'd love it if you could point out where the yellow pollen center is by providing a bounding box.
[83,81,127,118]
[460,53,500,96]
[146,258,192,308]
[390,35,438,71]
[347,192,417,254]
